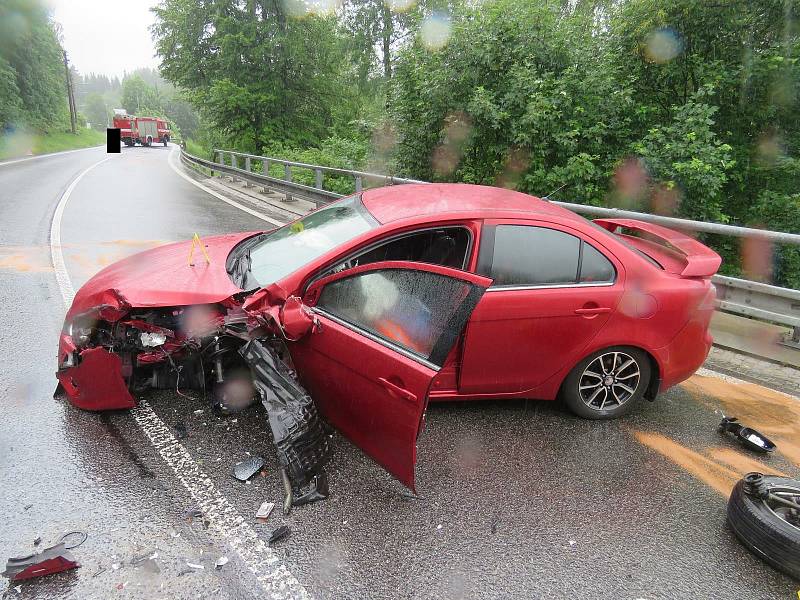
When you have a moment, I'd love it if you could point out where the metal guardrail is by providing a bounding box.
[183,148,800,344]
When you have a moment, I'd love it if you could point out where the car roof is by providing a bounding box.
[360,183,581,224]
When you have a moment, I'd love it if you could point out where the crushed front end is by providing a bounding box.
[55,291,331,511]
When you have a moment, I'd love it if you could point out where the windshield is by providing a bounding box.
[232,196,377,289]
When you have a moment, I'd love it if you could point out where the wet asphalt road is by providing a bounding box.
[1,145,799,599]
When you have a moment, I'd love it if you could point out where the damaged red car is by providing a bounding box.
[55,183,720,504]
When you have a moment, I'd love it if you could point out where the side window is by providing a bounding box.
[579,243,615,283]
[490,225,580,286]
[323,227,471,278]
[316,269,483,366]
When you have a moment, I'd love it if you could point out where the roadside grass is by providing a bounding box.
[0,127,106,160]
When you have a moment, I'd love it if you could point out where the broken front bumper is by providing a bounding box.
[55,339,136,411]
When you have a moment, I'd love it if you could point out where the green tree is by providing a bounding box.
[165,97,199,140]
[121,74,163,115]
[152,0,352,152]
[84,92,109,129]
[0,56,22,129]
[633,91,734,222]
[0,0,68,130]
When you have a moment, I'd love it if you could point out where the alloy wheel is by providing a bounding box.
[578,351,641,411]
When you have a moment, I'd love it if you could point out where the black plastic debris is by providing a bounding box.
[241,339,331,512]
[268,525,291,545]
[173,421,188,440]
[2,543,79,581]
[232,456,266,481]
[719,417,776,453]
[292,472,329,508]
[183,507,203,522]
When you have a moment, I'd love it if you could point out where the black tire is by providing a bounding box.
[560,346,651,420]
[727,473,800,580]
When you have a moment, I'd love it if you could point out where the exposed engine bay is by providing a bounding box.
[55,290,330,513]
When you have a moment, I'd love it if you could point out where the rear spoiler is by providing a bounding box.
[593,218,721,278]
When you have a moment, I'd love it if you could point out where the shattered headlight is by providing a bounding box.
[64,320,94,349]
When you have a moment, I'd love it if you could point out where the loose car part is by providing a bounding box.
[727,472,800,580]
[231,456,266,482]
[240,339,330,512]
[268,526,291,545]
[718,417,776,453]
[2,543,79,581]
[255,501,275,520]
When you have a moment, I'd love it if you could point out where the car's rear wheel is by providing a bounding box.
[560,346,650,419]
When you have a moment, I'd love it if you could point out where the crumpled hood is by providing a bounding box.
[66,232,261,321]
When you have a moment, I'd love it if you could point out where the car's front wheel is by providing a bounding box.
[560,346,650,420]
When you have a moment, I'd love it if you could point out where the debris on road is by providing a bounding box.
[1,532,88,582]
[59,531,87,549]
[2,543,79,581]
[255,501,275,521]
[183,506,203,522]
[232,455,266,481]
[214,556,229,570]
[173,421,188,439]
[718,416,776,453]
[186,562,204,570]
[268,525,291,545]
[728,472,800,580]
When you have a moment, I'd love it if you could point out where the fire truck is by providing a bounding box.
[112,111,171,147]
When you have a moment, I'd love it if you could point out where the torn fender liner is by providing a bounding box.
[56,347,136,411]
[241,339,330,507]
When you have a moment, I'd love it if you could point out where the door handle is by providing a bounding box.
[574,307,611,315]
[378,377,418,403]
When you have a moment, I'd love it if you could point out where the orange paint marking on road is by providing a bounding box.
[706,447,788,478]
[633,431,740,497]
[0,245,54,273]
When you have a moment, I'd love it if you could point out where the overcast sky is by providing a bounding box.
[49,0,160,78]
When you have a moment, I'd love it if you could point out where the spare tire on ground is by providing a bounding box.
[727,472,800,580]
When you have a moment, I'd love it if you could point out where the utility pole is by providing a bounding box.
[62,49,77,134]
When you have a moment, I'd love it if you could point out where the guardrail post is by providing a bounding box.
[315,168,323,190]
[258,159,271,194]
[284,163,292,182]
[355,176,363,193]
[243,156,251,187]
[784,326,800,350]
[229,153,238,183]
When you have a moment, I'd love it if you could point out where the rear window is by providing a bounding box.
[490,225,580,286]
[484,225,616,286]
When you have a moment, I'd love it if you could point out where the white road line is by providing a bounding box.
[50,157,112,305]
[0,144,104,168]
[166,145,286,226]
[49,153,311,599]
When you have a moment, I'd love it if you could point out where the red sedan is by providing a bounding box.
[56,184,720,501]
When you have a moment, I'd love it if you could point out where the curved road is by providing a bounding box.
[0,145,798,599]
